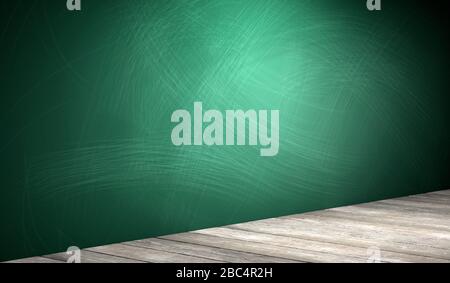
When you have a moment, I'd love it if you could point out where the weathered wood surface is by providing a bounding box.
[6,190,450,263]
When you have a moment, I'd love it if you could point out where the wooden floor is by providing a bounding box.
[8,190,450,263]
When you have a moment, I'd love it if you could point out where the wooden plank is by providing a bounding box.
[404,194,450,205]
[44,250,145,263]
[427,190,450,197]
[286,213,450,237]
[126,238,297,263]
[359,201,449,215]
[162,232,362,263]
[193,227,448,263]
[287,208,450,233]
[86,243,222,263]
[230,217,450,260]
[5,257,63,263]
[378,199,450,212]
[330,202,450,222]
[333,202,450,224]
